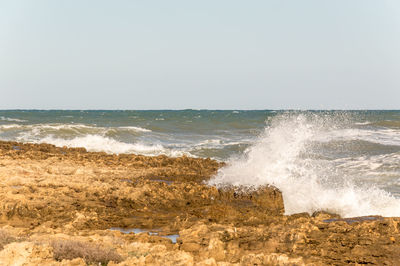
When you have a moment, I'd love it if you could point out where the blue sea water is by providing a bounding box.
[1,110,400,217]
[0,110,272,159]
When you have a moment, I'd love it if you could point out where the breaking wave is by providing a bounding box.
[316,128,400,147]
[0,116,27,122]
[30,134,187,157]
[208,113,400,217]
[0,123,151,134]
[0,123,192,157]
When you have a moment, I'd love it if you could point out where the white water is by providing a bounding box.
[33,134,188,157]
[316,128,400,146]
[0,123,253,158]
[0,123,184,157]
[0,123,151,133]
[208,113,400,217]
[0,116,27,122]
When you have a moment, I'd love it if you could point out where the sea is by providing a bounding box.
[1,110,400,218]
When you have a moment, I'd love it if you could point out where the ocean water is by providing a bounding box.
[1,110,400,217]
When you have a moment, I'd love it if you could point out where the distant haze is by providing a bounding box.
[1,0,399,110]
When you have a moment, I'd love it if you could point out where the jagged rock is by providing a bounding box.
[1,141,400,265]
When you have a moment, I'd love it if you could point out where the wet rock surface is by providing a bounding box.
[0,140,400,265]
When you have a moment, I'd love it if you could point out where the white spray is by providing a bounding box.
[208,113,400,217]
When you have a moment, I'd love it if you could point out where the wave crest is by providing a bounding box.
[0,116,27,122]
[208,113,400,217]
[34,134,187,157]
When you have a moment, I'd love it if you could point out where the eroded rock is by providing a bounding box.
[0,141,400,265]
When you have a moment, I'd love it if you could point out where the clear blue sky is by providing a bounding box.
[1,0,399,109]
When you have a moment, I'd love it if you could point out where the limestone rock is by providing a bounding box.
[1,141,400,265]
[0,242,54,265]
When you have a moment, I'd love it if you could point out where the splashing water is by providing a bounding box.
[208,113,400,217]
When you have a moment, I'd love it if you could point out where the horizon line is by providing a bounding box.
[1,109,399,111]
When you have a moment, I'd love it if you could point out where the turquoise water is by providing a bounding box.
[1,110,400,217]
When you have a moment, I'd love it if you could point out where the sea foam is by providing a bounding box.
[0,123,151,134]
[208,113,400,217]
[36,134,187,157]
[0,116,27,122]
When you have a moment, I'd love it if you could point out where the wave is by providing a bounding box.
[0,122,252,159]
[333,152,400,182]
[369,120,400,129]
[117,126,152,132]
[0,124,22,130]
[0,116,27,122]
[194,139,222,147]
[0,123,152,135]
[208,113,400,217]
[316,128,400,147]
[0,123,181,156]
[0,123,94,131]
[28,134,188,157]
[355,121,371,125]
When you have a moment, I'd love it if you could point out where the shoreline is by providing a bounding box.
[1,140,400,264]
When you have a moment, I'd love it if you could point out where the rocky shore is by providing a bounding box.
[0,140,399,265]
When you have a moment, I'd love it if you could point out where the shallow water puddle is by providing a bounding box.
[109,227,154,234]
[109,228,179,243]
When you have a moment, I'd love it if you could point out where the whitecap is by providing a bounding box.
[355,121,371,125]
[0,124,23,130]
[118,126,152,132]
[208,113,400,217]
[0,116,27,122]
[315,128,400,146]
[29,134,189,157]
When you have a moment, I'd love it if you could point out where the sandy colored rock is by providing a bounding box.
[208,237,225,261]
[0,241,54,265]
[1,141,400,265]
[196,258,222,266]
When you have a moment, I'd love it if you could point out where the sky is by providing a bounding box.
[1,0,400,110]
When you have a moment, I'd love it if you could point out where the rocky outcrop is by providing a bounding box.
[0,141,400,265]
